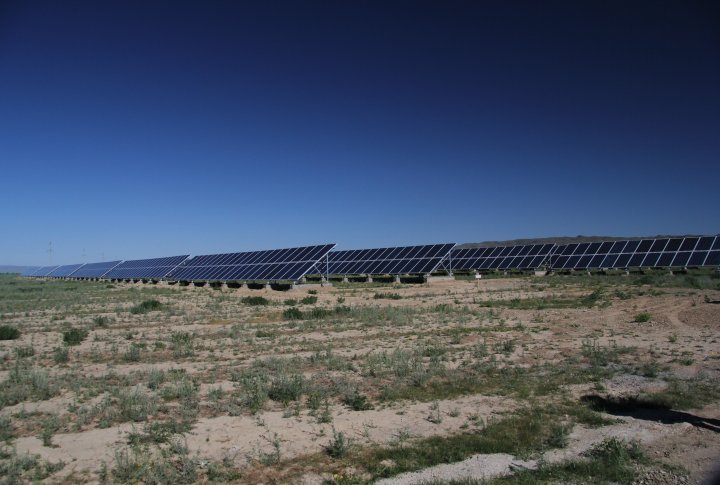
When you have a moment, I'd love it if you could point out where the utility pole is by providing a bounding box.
[47,241,53,265]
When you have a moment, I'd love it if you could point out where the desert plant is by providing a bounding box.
[53,346,69,364]
[325,428,351,458]
[241,296,270,306]
[124,344,142,362]
[342,390,374,411]
[268,373,305,404]
[39,415,60,447]
[62,328,88,346]
[170,332,195,357]
[93,316,112,327]
[14,346,35,358]
[0,415,13,442]
[633,312,651,323]
[283,307,303,320]
[130,299,163,314]
[0,325,21,340]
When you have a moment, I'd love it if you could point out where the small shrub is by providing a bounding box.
[124,344,142,362]
[39,415,60,447]
[117,387,157,422]
[93,316,112,327]
[334,305,352,315]
[130,299,163,314]
[308,307,331,319]
[147,369,167,391]
[300,296,318,305]
[0,414,14,442]
[268,374,305,404]
[53,346,69,364]
[325,428,351,458]
[343,390,374,411]
[307,289,318,295]
[494,339,516,355]
[633,312,651,323]
[546,423,571,448]
[128,420,191,445]
[641,361,659,378]
[63,328,88,346]
[283,307,303,320]
[170,332,194,357]
[241,296,270,306]
[258,433,282,465]
[255,328,277,339]
[283,298,297,306]
[15,346,35,358]
[0,325,21,340]
[374,292,402,300]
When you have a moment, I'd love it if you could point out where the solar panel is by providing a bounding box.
[33,265,60,277]
[103,255,190,280]
[325,244,455,275]
[70,260,123,278]
[449,244,556,271]
[167,244,335,282]
[21,267,41,276]
[47,263,85,278]
[551,236,719,269]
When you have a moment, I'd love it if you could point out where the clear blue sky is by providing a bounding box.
[1,1,718,265]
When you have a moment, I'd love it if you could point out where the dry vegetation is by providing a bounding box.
[0,272,719,484]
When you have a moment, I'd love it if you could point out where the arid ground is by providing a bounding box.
[0,272,718,484]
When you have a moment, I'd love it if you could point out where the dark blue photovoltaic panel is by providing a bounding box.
[550,236,719,269]
[168,244,335,282]
[33,266,60,277]
[327,244,455,275]
[103,255,189,280]
[21,267,41,276]
[449,244,555,271]
[71,261,123,278]
[48,264,85,278]
[705,251,720,266]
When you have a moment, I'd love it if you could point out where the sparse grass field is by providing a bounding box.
[0,272,718,483]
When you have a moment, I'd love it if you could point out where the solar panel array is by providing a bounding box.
[448,244,556,271]
[21,267,41,276]
[47,263,85,278]
[550,236,719,270]
[32,266,60,277]
[446,235,719,272]
[168,244,335,282]
[324,244,455,276]
[70,261,122,279]
[103,255,189,280]
[21,235,720,283]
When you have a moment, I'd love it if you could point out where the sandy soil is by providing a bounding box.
[0,275,718,483]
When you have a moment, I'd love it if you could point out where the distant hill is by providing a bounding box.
[0,266,38,274]
[456,234,716,249]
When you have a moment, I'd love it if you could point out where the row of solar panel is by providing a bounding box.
[446,236,720,271]
[21,236,720,282]
[169,244,336,282]
[24,243,455,281]
[324,244,455,276]
[24,245,339,282]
